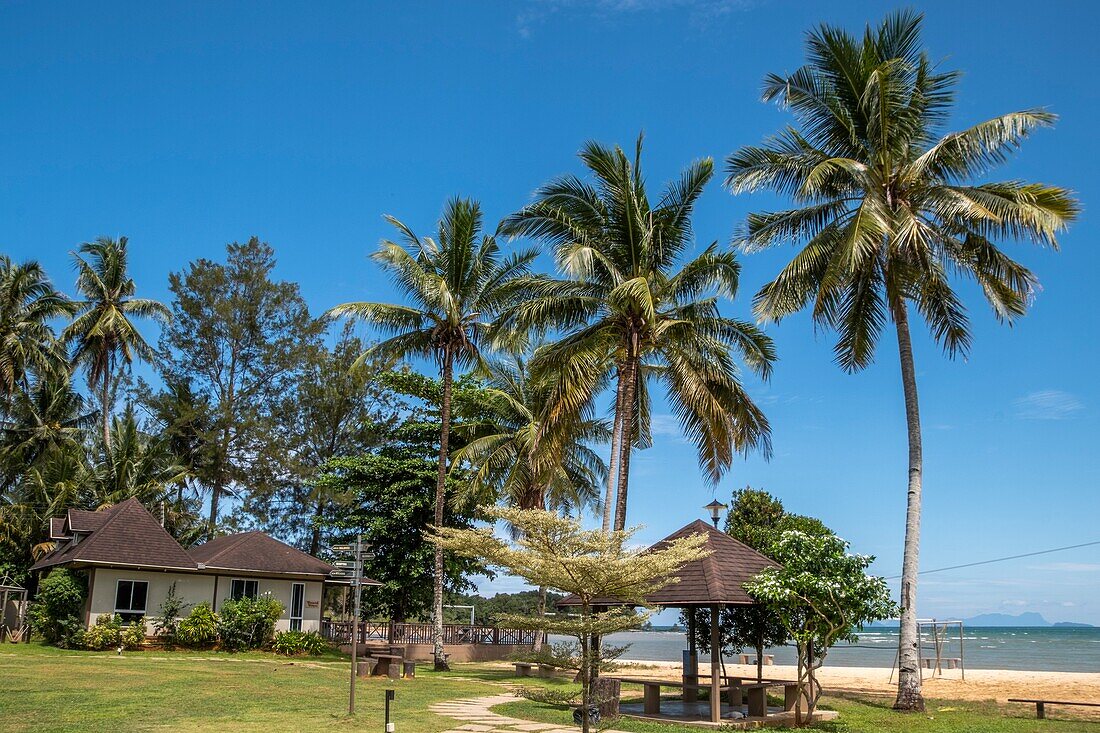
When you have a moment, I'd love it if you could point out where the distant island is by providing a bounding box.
[863,613,1094,629]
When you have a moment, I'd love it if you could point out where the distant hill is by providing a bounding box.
[862,613,1095,629]
[964,612,1050,627]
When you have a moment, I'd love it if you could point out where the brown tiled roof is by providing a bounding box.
[32,500,352,582]
[48,517,69,540]
[67,508,111,533]
[558,520,778,608]
[190,531,342,579]
[31,499,198,572]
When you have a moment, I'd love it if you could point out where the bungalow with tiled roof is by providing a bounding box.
[31,498,368,634]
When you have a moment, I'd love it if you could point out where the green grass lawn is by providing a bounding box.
[1,643,1097,732]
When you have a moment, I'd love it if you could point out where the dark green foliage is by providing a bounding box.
[27,568,85,646]
[317,452,484,622]
[176,602,218,648]
[445,590,566,625]
[271,630,329,656]
[724,486,831,556]
[157,237,324,536]
[317,371,490,623]
[683,487,833,679]
[216,594,284,651]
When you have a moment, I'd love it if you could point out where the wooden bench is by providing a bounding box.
[613,677,732,715]
[738,681,801,718]
[1008,698,1100,719]
[737,653,774,665]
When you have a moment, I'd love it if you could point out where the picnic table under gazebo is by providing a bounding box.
[559,519,814,725]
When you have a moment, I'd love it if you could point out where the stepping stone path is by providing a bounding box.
[430,694,631,733]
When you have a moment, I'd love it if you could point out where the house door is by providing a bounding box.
[290,583,305,631]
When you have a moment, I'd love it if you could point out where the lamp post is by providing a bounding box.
[704,499,727,528]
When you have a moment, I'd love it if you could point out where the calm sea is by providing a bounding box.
[550,627,1100,673]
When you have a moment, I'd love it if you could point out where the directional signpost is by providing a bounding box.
[330,534,376,715]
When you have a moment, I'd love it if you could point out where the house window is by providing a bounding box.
[290,583,305,632]
[230,579,258,600]
[114,580,148,623]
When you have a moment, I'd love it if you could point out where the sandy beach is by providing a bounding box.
[613,659,1100,714]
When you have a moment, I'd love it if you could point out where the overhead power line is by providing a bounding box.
[884,539,1100,579]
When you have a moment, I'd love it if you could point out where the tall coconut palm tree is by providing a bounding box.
[63,237,169,450]
[88,409,188,511]
[499,136,775,531]
[0,257,74,409]
[328,198,538,670]
[724,10,1078,711]
[0,374,95,485]
[452,355,609,651]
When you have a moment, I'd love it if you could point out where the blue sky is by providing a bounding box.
[3,1,1098,624]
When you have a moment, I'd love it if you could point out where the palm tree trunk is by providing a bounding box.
[891,300,926,712]
[602,363,626,533]
[101,375,112,451]
[612,347,639,532]
[433,349,454,671]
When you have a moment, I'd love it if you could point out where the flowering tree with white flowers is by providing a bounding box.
[745,531,896,726]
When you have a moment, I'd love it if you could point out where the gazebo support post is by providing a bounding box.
[710,604,721,724]
[684,610,698,702]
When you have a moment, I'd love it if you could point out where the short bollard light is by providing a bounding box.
[384,689,395,733]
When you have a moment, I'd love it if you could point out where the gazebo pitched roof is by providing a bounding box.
[558,519,778,608]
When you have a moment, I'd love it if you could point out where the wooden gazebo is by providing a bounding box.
[0,576,28,643]
[561,520,778,724]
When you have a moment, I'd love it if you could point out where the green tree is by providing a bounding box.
[452,355,608,650]
[315,454,483,624]
[87,410,189,519]
[432,507,710,733]
[0,375,93,577]
[158,238,322,537]
[725,11,1078,710]
[62,237,168,450]
[684,487,832,681]
[746,532,896,725]
[500,137,774,532]
[260,326,402,555]
[453,355,607,516]
[329,198,537,670]
[0,257,74,410]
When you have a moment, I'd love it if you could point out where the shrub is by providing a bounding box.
[217,594,283,651]
[27,568,86,646]
[83,614,123,650]
[153,582,189,648]
[176,602,218,648]
[272,630,329,656]
[121,617,147,650]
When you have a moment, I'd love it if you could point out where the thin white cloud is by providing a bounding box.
[649,413,684,440]
[516,0,754,37]
[1029,562,1100,572]
[1013,390,1084,420]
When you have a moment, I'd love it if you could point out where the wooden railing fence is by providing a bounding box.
[321,620,542,646]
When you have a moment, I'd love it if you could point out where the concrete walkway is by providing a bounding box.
[430,693,630,733]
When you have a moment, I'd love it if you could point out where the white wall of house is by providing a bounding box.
[87,568,325,634]
[88,568,215,632]
[213,576,324,632]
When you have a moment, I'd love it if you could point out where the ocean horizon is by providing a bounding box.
[550,626,1100,673]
